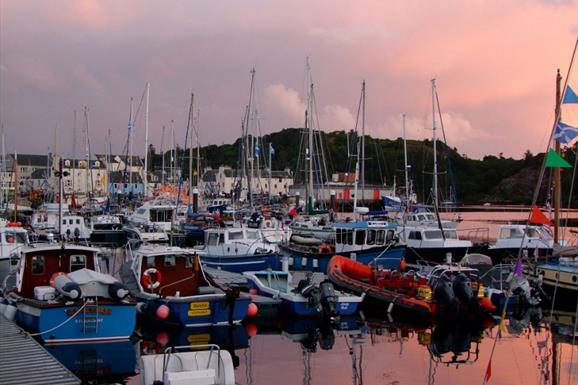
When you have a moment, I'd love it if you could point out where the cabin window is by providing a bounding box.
[137,209,146,215]
[526,228,539,238]
[409,231,422,240]
[246,231,258,240]
[62,220,66,225]
[150,208,173,222]
[336,229,342,244]
[386,230,395,242]
[424,230,443,239]
[164,255,176,267]
[185,255,193,268]
[69,219,74,225]
[219,233,225,244]
[207,233,219,246]
[76,219,81,225]
[146,256,156,267]
[355,230,365,245]
[376,230,385,245]
[345,230,353,245]
[70,255,86,272]
[443,230,458,239]
[229,231,244,241]
[366,230,376,245]
[31,255,44,275]
[5,231,25,244]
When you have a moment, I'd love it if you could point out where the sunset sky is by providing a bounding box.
[0,0,577,160]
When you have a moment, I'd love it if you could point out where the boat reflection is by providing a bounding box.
[135,323,249,369]
[45,339,137,384]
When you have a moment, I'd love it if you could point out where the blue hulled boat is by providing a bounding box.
[243,270,362,318]
[120,245,252,327]
[3,244,136,344]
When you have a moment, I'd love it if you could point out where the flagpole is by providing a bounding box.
[554,69,562,244]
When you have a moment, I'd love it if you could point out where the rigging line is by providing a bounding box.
[132,83,149,127]
[568,297,578,385]
[434,87,458,203]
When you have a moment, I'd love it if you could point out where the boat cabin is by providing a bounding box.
[334,221,397,252]
[131,246,209,297]
[14,245,99,298]
[493,224,554,249]
[399,226,472,248]
[129,203,176,231]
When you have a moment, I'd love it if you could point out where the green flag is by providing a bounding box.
[545,149,572,168]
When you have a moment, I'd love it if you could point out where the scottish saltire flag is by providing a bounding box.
[270,143,275,156]
[254,143,260,157]
[553,121,578,144]
[563,85,578,104]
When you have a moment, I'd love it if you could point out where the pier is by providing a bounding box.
[0,314,80,385]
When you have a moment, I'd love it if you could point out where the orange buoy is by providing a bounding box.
[247,302,259,317]
[480,296,496,313]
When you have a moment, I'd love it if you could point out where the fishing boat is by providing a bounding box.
[194,227,282,273]
[127,201,176,232]
[0,223,29,283]
[282,220,405,273]
[484,223,555,264]
[242,270,362,318]
[120,245,252,327]
[140,344,236,385]
[124,223,169,248]
[89,214,127,248]
[2,243,136,344]
[532,255,578,309]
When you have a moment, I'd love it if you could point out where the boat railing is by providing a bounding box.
[161,343,222,377]
[460,227,490,245]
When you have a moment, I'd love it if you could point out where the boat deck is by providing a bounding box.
[0,314,81,385]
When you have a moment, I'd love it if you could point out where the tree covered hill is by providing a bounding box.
[149,128,576,206]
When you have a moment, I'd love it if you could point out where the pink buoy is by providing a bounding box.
[156,331,169,346]
[156,304,170,319]
[245,322,258,337]
[247,302,258,317]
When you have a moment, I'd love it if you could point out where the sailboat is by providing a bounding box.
[397,79,475,265]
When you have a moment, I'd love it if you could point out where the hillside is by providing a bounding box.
[148,128,577,206]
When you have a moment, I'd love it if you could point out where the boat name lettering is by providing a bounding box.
[187,333,211,345]
[65,307,112,316]
[189,302,210,310]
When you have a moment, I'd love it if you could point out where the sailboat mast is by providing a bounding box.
[195,109,201,188]
[128,98,134,188]
[247,68,256,209]
[171,120,175,184]
[554,69,562,243]
[1,126,5,210]
[12,152,17,223]
[187,93,194,204]
[431,78,439,209]
[143,82,150,197]
[160,125,165,185]
[308,84,314,212]
[403,114,409,208]
[360,80,366,205]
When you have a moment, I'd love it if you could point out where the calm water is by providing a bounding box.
[46,309,577,385]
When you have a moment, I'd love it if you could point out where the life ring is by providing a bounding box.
[264,219,272,228]
[50,272,66,287]
[142,268,162,290]
[318,244,333,254]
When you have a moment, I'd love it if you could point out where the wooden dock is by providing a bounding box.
[0,314,80,385]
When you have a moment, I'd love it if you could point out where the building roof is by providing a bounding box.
[30,169,50,179]
[8,154,49,168]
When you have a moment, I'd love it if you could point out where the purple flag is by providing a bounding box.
[513,258,523,277]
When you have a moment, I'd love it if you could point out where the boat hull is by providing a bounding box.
[15,299,136,344]
[200,253,282,273]
[281,245,405,273]
[139,296,251,327]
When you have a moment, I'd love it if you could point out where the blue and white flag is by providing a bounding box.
[554,121,578,144]
[254,143,260,157]
[270,143,275,156]
[128,122,134,131]
[563,85,578,104]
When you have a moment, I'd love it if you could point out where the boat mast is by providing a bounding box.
[268,142,272,202]
[554,69,562,243]
[72,110,76,197]
[171,120,175,185]
[308,83,314,212]
[84,107,94,202]
[12,152,17,223]
[195,109,201,188]
[160,125,166,186]
[246,68,256,209]
[128,99,134,189]
[143,82,150,197]
[360,80,366,206]
[403,114,409,209]
[1,126,5,210]
[187,93,194,207]
[431,78,439,210]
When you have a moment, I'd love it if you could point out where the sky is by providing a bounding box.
[0,0,577,160]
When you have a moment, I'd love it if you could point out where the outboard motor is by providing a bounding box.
[53,274,82,299]
[452,273,476,306]
[319,281,338,318]
[108,281,130,300]
[432,275,456,307]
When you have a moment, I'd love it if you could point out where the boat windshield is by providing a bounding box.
[423,230,458,240]
[4,231,27,244]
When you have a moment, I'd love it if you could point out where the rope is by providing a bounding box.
[29,300,88,336]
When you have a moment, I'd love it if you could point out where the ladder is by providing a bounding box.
[82,297,99,334]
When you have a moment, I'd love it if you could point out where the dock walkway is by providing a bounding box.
[0,314,80,385]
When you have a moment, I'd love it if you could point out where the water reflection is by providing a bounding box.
[45,340,137,384]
